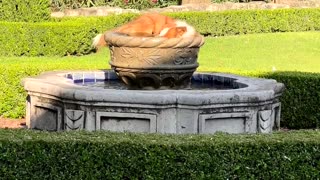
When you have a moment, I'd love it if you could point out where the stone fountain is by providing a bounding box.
[23,32,285,134]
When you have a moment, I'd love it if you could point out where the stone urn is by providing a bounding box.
[104,32,205,89]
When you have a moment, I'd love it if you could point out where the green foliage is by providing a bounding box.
[51,0,178,11]
[0,14,138,57]
[1,8,320,57]
[260,72,320,129]
[0,129,319,179]
[0,0,50,22]
[167,8,320,36]
[0,21,97,56]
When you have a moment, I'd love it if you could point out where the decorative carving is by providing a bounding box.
[96,112,157,133]
[258,110,273,133]
[198,111,255,134]
[105,32,204,89]
[174,49,198,65]
[114,68,195,89]
[65,110,85,130]
[120,47,161,65]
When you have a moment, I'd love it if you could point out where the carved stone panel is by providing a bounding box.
[198,112,254,134]
[258,110,273,133]
[96,112,157,133]
[272,103,281,130]
[65,110,85,131]
[30,102,62,131]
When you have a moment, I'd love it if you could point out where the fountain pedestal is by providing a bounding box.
[105,32,204,89]
[22,31,285,134]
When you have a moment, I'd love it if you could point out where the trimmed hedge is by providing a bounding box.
[169,8,320,36]
[1,8,320,56]
[260,72,320,129]
[0,14,137,56]
[0,21,97,56]
[0,129,319,179]
[57,8,320,37]
[51,0,178,11]
[0,0,50,22]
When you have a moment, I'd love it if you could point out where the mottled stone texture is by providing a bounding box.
[23,70,284,134]
[105,32,205,89]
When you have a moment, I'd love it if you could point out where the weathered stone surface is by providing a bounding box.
[105,32,205,89]
[23,70,285,134]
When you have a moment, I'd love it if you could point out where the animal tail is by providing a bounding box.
[92,34,107,49]
[175,20,196,38]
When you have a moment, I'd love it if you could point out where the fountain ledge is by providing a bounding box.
[23,70,284,134]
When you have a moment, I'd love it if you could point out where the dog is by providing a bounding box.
[92,13,196,50]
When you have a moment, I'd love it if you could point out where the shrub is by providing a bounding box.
[168,8,320,36]
[0,129,319,179]
[260,72,320,129]
[0,21,97,56]
[0,14,137,56]
[2,8,320,57]
[0,0,50,22]
[51,0,178,11]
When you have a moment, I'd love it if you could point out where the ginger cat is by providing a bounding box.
[93,13,196,50]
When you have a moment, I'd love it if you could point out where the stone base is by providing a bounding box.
[23,70,285,134]
[113,67,196,90]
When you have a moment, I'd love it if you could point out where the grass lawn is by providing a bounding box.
[198,31,320,73]
[0,31,319,118]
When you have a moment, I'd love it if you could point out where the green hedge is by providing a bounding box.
[0,0,50,22]
[1,8,320,56]
[0,21,97,56]
[57,8,320,36]
[51,0,178,11]
[0,129,319,179]
[169,8,320,36]
[259,72,320,129]
[0,14,137,56]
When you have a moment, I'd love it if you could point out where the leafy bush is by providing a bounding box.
[0,0,50,22]
[0,21,97,56]
[168,8,320,36]
[0,14,137,56]
[51,0,178,11]
[0,129,319,179]
[1,8,320,57]
[260,72,320,129]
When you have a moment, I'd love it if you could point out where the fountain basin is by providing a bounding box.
[23,70,284,134]
[105,32,205,89]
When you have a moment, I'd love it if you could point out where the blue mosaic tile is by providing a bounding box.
[73,79,83,84]
[191,73,202,82]
[95,72,107,81]
[108,71,119,80]
[72,73,84,81]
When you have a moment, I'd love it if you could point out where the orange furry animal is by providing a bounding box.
[92,13,196,50]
